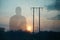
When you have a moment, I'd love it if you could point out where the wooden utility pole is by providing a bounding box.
[32,7,35,34]
[39,7,40,32]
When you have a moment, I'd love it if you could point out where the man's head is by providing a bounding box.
[15,7,21,15]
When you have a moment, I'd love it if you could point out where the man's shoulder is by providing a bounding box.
[22,16,25,18]
[10,15,16,19]
[10,15,26,19]
[19,16,25,18]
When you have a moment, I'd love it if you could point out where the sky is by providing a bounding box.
[0,0,60,32]
[0,0,55,17]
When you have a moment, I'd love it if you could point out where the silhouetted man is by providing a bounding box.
[9,7,26,31]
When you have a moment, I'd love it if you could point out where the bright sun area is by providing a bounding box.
[26,25,32,32]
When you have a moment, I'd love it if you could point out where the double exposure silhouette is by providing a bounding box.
[9,7,26,31]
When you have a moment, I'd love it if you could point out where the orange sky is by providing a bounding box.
[0,16,60,32]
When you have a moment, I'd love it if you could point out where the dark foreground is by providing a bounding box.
[0,30,60,40]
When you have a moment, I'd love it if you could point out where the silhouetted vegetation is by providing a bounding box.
[0,30,60,40]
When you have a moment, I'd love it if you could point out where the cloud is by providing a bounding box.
[41,7,60,20]
[40,7,60,20]
[55,0,60,10]
[47,0,60,10]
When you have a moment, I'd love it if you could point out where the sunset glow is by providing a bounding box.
[26,25,32,32]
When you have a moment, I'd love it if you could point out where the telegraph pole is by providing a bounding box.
[39,7,40,32]
[32,7,35,34]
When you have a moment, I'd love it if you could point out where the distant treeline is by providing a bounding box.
[0,30,60,40]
